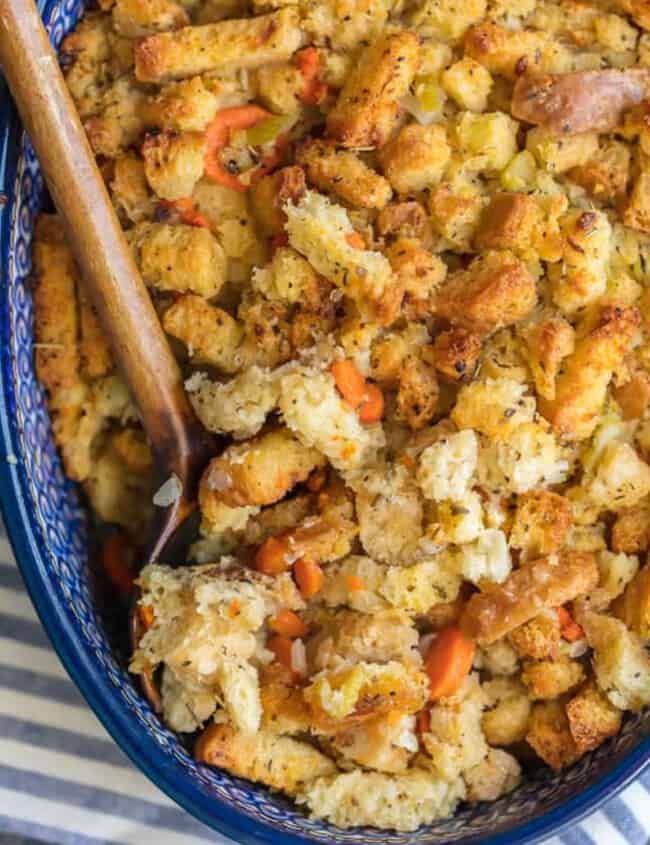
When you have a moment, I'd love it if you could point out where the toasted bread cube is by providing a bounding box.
[509,611,561,660]
[130,222,226,297]
[465,749,521,802]
[142,130,206,200]
[196,724,335,795]
[465,22,571,80]
[297,139,392,210]
[111,152,155,224]
[612,502,650,554]
[141,76,221,132]
[378,124,451,195]
[329,713,415,774]
[302,0,392,52]
[521,656,585,700]
[200,427,324,515]
[624,170,650,233]
[249,166,306,236]
[526,700,582,771]
[376,200,433,246]
[435,250,537,336]
[417,429,478,502]
[612,562,650,640]
[386,238,446,317]
[452,377,535,441]
[397,355,440,430]
[456,112,519,174]
[510,490,572,561]
[568,140,631,203]
[566,680,623,754]
[135,8,303,83]
[587,442,650,511]
[526,128,599,175]
[474,192,541,256]
[539,305,641,440]
[441,58,493,112]
[519,311,574,401]
[326,32,420,148]
[78,287,114,380]
[84,76,146,158]
[112,0,188,37]
[162,294,245,372]
[428,327,482,382]
[613,371,650,420]
[411,0,486,42]
[61,13,116,118]
[582,612,650,710]
[429,183,486,252]
[482,678,531,746]
[460,552,599,645]
[370,324,430,385]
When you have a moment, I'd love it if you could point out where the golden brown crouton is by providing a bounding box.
[297,139,392,210]
[78,287,114,381]
[326,32,420,148]
[195,723,336,795]
[129,222,227,297]
[429,184,485,252]
[162,294,245,373]
[434,250,537,336]
[539,305,641,440]
[110,152,155,225]
[141,76,222,133]
[567,140,631,204]
[410,0,486,42]
[612,503,650,554]
[427,327,482,382]
[521,657,585,700]
[482,678,531,746]
[460,552,599,645]
[519,311,575,401]
[199,427,325,514]
[474,192,541,256]
[249,165,306,236]
[135,8,304,83]
[84,76,146,158]
[615,0,650,29]
[566,680,623,754]
[508,612,562,661]
[378,124,451,195]
[302,0,392,52]
[509,490,572,561]
[370,324,430,385]
[141,130,206,201]
[255,61,304,114]
[386,238,446,318]
[260,675,313,735]
[612,561,650,639]
[329,713,414,774]
[464,22,571,81]
[526,700,582,771]
[376,201,433,247]
[283,483,358,565]
[111,0,188,37]
[397,355,440,431]
[624,170,650,233]
[613,371,650,420]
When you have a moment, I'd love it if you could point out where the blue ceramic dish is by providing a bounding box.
[0,3,649,843]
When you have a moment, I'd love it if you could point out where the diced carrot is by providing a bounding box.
[425,626,476,701]
[557,606,585,642]
[346,574,365,592]
[331,359,367,408]
[295,47,328,105]
[228,599,242,618]
[294,558,325,598]
[255,534,291,575]
[101,532,136,594]
[204,105,272,191]
[358,382,385,424]
[138,604,155,630]
[345,230,365,250]
[267,634,294,669]
[159,198,210,228]
[268,609,308,638]
[416,708,431,736]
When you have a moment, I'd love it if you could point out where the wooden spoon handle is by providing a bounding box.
[0,0,211,488]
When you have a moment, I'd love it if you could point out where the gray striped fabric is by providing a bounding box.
[0,525,648,845]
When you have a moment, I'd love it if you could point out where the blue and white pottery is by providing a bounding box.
[0,3,648,843]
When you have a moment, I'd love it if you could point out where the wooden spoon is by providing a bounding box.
[0,0,214,563]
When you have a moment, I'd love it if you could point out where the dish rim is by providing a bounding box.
[0,8,649,842]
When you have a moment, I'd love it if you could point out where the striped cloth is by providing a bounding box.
[0,524,648,845]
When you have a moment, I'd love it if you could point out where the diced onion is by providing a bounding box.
[152,473,183,507]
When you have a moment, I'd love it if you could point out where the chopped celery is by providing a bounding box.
[246,113,296,147]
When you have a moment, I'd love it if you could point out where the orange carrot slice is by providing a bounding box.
[101,532,136,594]
[345,230,365,249]
[295,47,328,105]
[267,634,294,669]
[346,574,365,592]
[204,105,272,192]
[425,627,476,701]
[331,359,367,409]
[268,609,308,638]
[358,382,385,424]
[255,534,291,575]
[557,606,585,642]
[159,197,210,228]
[294,558,325,599]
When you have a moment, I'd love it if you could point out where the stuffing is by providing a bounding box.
[249,166,306,236]
[285,191,400,324]
[378,124,451,195]
[428,327,482,383]
[329,713,417,773]
[162,295,246,373]
[260,672,313,735]
[549,210,612,316]
[281,482,358,565]
[434,251,537,336]
[278,367,385,473]
[539,305,641,440]
[111,0,189,37]
[458,529,511,585]
[425,491,485,545]
[526,700,582,771]
[455,112,519,174]
[354,464,424,565]
[110,152,155,224]
[465,749,521,802]
[567,140,631,204]
[411,0,486,42]
[611,502,650,553]
[585,442,650,511]
[482,678,531,746]
[526,129,599,176]
[479,422,569,495]
[452,378,535,441]
[129,222,227,297]
[254,61,304,114]
[199,427,324,516]
[508,611,562,661]
[441,58,493,112]
[421,674,488,781]
[252,246,325,307]
[582,612,650,710]
[579,550,641,613]
[131,561,303,732]
[83,76,146,158]
[623,170,650,234]
[566,679,623,754]
[474,192,541,258]
[135,8,304,82]
[301,0,392,52]
[386,238,447,318]
[196,724,336,794]
[521,656,585,700]
[429,182,487,252]
[297,139,392,210]
[519,311,575,401]
[465,22,573,80]
[321,555,462,615]
[461,552,599,645]
[509,491,572,561]
[396,355,441,430]
[297,769,466,831]
[416,429,478,502]
[376,200,434,247]
[613,371,650,420]
[141,130,206,200]
[185,368,279,440]
[326,32,421,148]
[371,325,431,387]
[140,76,221,132]
[612,561,650,639]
